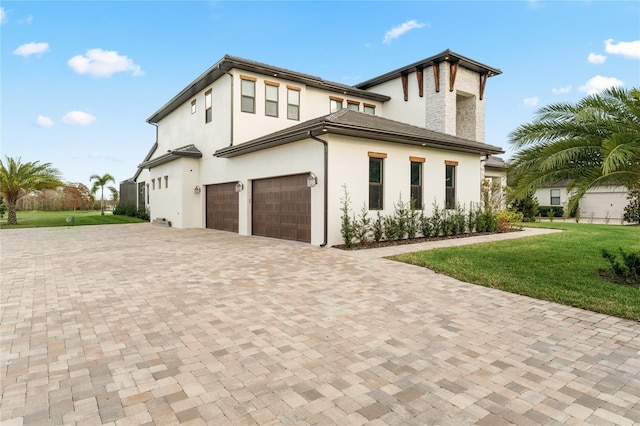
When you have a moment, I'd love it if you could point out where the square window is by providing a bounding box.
[363,104,376,115]
[347,101,359,111]
[330,98,343,113]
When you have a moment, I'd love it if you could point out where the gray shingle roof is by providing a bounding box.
[139,144,202,169]
[214,109,504,158]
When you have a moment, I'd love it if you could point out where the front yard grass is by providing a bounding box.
[0,210,146,229]
[388,222,640,321]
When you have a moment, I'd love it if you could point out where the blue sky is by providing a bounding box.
[2,1,639,190]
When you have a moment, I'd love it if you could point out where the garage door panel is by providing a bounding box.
[252,174,311,243]
[206,183,239,233]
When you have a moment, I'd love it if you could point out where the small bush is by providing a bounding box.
[601,248,640,286]
[419,211,433,238]
[354,204,371,244]
[372,211,383,242]
[340,185,356,248]
[497,209,524,232]
[538,206,564,218]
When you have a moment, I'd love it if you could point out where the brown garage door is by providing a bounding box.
[206,183,239,232]
[252,174,311,243]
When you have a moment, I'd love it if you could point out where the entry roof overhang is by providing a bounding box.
[138,144,202,169]
[355,49,502,90]
[214,109,504,159]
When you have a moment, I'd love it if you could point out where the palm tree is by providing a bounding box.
[90,173,115,215]
[0,156,63,225]
[508,87,640,212]
[108,186,119,209]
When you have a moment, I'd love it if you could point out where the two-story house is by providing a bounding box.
[130,49,504,246]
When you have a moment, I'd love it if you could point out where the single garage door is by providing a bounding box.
[252,174,311,243]
[206,183,239,232]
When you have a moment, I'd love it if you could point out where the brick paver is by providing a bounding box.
[1,224,639,425]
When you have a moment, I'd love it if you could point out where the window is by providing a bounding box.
[240,76,256,113]
[410,157,424,208]
[265,82,279,117]
[550,189,561,205]
[158,177,161,190]
[287,86,300,120]
[445,161,457,209]
[205,89,212,123]
[330,97,343,113]
[146,184,149,203]
[369,152,386,210]
[363,103,376,115]
[164,176,168,189]
[152,179,155,190]
[191,99,196,114]
[347,101,359,111]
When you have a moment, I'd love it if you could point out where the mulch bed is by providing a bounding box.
[333,228,524,251]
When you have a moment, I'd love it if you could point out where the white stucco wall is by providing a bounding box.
[326,134,482,246]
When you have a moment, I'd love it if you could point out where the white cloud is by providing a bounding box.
[552,85,572,95]
[13,42,49,57]
[18,15,33,24]
[36,115,54,127]
[523,97,539,106]
[383,20,427,44]
[63,111,96,125]
[587,53,606,64]
[604,39,640,59]
[68,48,144,77]
[0,7,6,24]
[578,75,624,95]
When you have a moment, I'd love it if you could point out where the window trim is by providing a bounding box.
[204,89,212,123]
[287,85,301,121]
[240,75,256,114]
[265,81,279,118]
[550,189,561,206]
[347,100,360,111]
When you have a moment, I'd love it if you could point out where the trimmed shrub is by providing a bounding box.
[538,206,564,218]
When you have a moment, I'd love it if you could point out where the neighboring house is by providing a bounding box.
[484,156,506,187]
[131,50,504,246]
[534,182,628,221]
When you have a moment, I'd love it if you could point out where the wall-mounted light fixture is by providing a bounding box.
[194,185,201,194]
[235,181,244,192]
[307,172,318,188]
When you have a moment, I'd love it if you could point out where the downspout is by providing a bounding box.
[308,130,328,247]
[225,71,234,146]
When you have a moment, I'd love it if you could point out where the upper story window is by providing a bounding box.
[445,161,458,209]
[287,86,300,121]
[240,76,256,113]
[550,189,561,205]
[410,157,425,208]
[204,89,212,123]
[191,99,196,114]
[369,152,386,210]
[330,97,343,113]
[347,101,359,111]
[164,176,168,189]
[152,179,155,190]
[363,103,376,115]
[265,81,279,117]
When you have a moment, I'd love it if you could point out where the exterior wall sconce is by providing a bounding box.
[235,182,244,192]
[194,185,201,194]
[307,172,318,188]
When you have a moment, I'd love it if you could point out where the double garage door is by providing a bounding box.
[206,174,311,243]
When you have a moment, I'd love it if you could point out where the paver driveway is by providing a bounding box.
[1,224,639,425]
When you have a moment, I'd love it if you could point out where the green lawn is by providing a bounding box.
[388,222,640,321]
[0,210,146,229]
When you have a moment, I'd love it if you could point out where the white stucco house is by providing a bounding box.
[130,49,504,246]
